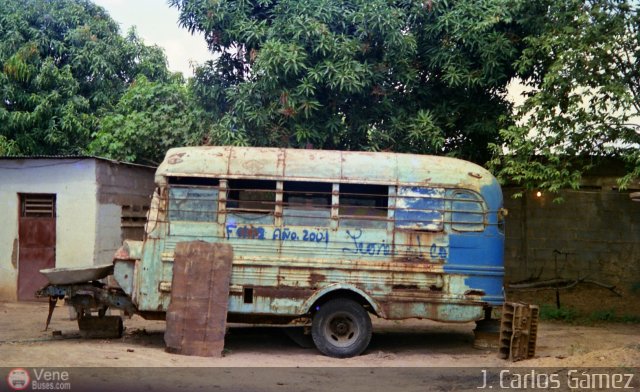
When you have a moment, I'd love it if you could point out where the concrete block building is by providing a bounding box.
[0,157,155,301]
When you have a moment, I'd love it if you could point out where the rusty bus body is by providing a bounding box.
[41,146,505,357]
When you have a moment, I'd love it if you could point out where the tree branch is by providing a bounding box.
[507,277,622,297]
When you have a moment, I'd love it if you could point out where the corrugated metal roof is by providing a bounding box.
[0,154,96,159]
[155,146,496,189]
[0,155,155,169]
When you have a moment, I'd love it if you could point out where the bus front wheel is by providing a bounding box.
[311,298,372,358]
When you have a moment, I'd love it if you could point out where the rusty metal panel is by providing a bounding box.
[17,247,54,300]
[18,217,55,301]
[393,229,449,263]
[18,217,55,247]
[164,241,233,357]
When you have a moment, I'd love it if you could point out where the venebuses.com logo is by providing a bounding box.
[6,368,71,391]
[6,368,30,391]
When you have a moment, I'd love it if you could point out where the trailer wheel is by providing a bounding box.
[311,298,372,358]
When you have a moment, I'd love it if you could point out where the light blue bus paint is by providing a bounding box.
[444,177,505,306]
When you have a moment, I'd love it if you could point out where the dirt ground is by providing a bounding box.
[1,301,639,391]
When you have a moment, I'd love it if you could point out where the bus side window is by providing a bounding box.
[339,184,388,229]
[282,181,332,227]
[227,179,276,225]
[395,187,444,231]
[167,177,219,222]
[451,190,485,232]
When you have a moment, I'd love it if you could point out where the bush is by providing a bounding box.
[539,304,578,322]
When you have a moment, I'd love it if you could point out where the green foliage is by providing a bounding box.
[588,309,617,322]
[170,0,527,163]
[0,0,171,156]
[586,309,640,324]
[2,0,637,181]
[539,305,640,324]
[0,135,19,155]
[539,304,579,322]
[619,314,640,323]
[89,75,212,164]
[490,0,640,194]
[587,309,640,323]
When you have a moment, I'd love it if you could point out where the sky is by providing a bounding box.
[92,0,212,77]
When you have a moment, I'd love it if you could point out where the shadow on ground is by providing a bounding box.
[120,324,478,356]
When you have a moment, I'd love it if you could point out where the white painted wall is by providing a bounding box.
[0,159,98,300]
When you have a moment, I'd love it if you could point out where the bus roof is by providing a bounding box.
[155,146,496,189]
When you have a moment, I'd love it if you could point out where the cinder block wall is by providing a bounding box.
[503,185,640,316]
[95,161,156,265]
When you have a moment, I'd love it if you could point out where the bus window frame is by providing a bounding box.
[167,177,220,223]
[450,189,486,232]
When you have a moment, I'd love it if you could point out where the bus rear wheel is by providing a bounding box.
[311,298,372,358]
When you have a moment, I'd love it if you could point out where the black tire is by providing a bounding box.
[311,298,372,358]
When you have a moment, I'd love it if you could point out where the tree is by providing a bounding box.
[89,74,212,165]
[170,0,529,163]
[490,0,640,194]
[0,0,170,156]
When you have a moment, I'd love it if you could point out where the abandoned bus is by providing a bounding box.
[40,146,505,358]
[129,146,505,357]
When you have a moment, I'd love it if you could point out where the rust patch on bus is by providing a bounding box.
[308,273,326,286]
[392,284,419,290]
[376,300,426,320]
[396,257,427,263]
[397,230,445,262]
[167,152,186,164]
[254,286,315,300]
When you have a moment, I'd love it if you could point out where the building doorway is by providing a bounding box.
[18,194,56,301]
